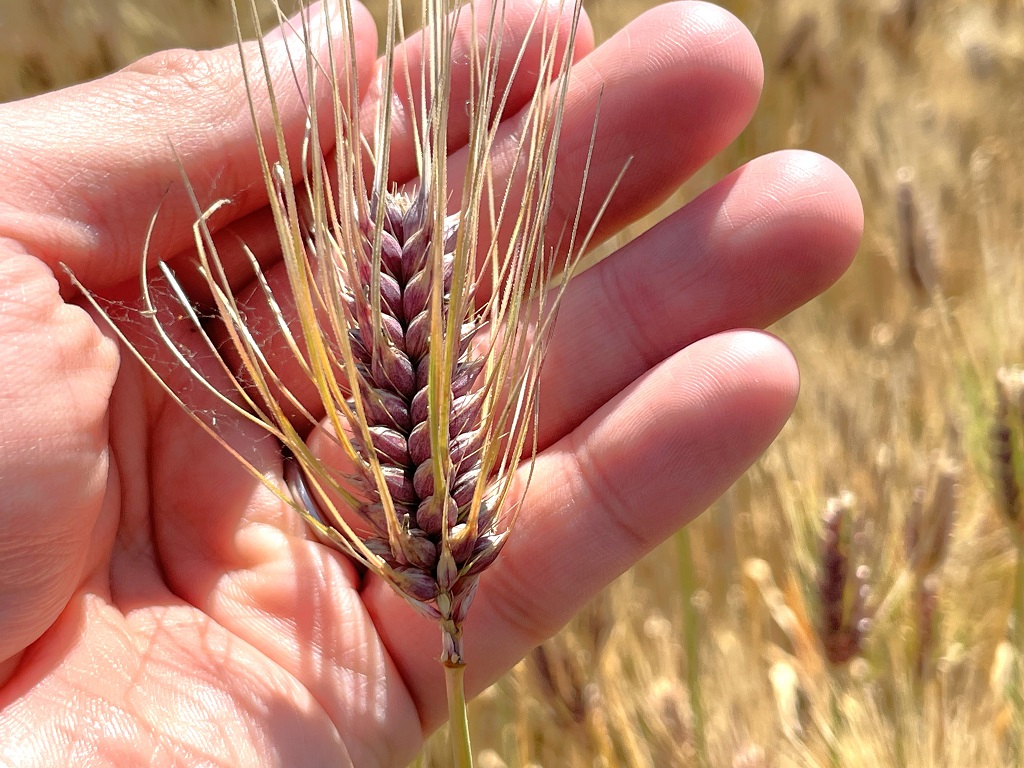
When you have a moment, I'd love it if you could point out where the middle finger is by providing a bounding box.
[210,0,765,424]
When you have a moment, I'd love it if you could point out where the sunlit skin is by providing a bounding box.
[0,1,861,766]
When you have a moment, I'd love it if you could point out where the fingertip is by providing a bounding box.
[265,1,379,97]
[706,150,863,302]
[660,329,799,456]
[772,149,864,246]
[812,151,865,258]
[558,0,765,246]
[575,3,596,61]
[508,0,597,71]
[804,152,864,285]
[768,150,864,287]
[645,0,764,103]
[720,329,800,421]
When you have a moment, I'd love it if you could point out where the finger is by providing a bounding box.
[536,149,862,446]
[171,0,595,305]
[243,149,857,453]
[445,0,764,269]
[102,0,596,406]
[207,0,765,424]
[361,329,800,728]
[359,0,595,185]
[0,248,119,677]
[0,1,378,289]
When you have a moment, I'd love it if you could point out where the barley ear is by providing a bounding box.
[993,367,1024,539]
[818,493,869,667]
[66,3,604,765]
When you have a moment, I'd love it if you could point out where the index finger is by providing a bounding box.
[0,1,377,290]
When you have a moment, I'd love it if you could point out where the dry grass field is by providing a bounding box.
[4,0,1024,765]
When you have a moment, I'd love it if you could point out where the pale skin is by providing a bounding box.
[0,1,862,766]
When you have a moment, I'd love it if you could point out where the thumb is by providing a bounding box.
[0,246,118,680]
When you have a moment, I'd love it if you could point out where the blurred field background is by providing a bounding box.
[4,0,1024,765]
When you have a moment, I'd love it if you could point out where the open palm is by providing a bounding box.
[0,2,861,766]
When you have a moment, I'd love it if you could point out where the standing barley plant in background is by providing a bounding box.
[73,1,601,765]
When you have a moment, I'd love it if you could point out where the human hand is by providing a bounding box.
[0,1,861,765]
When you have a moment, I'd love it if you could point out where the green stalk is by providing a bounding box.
[445,662,474,768]
[676,528,708,768]
[1009,544,1024,767]
[828,680,841,768]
